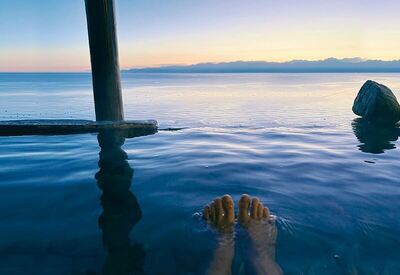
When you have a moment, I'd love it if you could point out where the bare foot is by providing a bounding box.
[203,195,235,232]
[203,195,235,275]
[238,194,282,275]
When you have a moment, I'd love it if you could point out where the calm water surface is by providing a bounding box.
[0,73,399,274]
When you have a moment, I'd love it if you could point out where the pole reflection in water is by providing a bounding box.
[96,129,145,275]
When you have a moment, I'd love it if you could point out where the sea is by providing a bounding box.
[0,72,399,274]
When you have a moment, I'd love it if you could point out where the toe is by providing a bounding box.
[210,202,216,223]
[214,198,224,226]
[203,205,210,220]
[238,194,251,224]
[250,197,260,219]
[257,203,263,220]
[222,194,235,224]
[263,207,270,219]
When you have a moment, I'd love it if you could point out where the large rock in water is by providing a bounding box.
[352,80,400,123]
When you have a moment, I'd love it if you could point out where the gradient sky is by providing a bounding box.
[1,0,400,72]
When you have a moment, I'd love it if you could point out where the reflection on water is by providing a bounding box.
[1,73,400,274]
[96,130,145,275]
[352,118,400,154]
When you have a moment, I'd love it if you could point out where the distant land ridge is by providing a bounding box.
[125,58,400,73]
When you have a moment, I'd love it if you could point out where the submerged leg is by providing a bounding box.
[203,195,235,275]
[238,194,282,275]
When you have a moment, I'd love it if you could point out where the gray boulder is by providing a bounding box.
[352,80,400,123]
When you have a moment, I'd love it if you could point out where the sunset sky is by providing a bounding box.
[1,0,400,72]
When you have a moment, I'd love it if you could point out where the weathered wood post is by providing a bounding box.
[0,0,158,136]
[85,0,124,121]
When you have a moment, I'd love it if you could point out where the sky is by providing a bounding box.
[1,0,400,72]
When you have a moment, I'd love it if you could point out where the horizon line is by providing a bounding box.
[3,57,400,73]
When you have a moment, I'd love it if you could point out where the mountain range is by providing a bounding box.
[125,58,400,73]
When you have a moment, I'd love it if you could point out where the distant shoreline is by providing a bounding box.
[2,71,400,74]
[124,58,400,74]
[4,57,400,74]
[123,70,400,74]
[4,58,400,73]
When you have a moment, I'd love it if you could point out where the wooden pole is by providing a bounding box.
[85,0,124,121]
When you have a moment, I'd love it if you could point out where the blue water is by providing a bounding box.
[0,73,399,274]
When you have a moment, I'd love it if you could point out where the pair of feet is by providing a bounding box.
[203,194,270,230]
[203,194,282,275]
